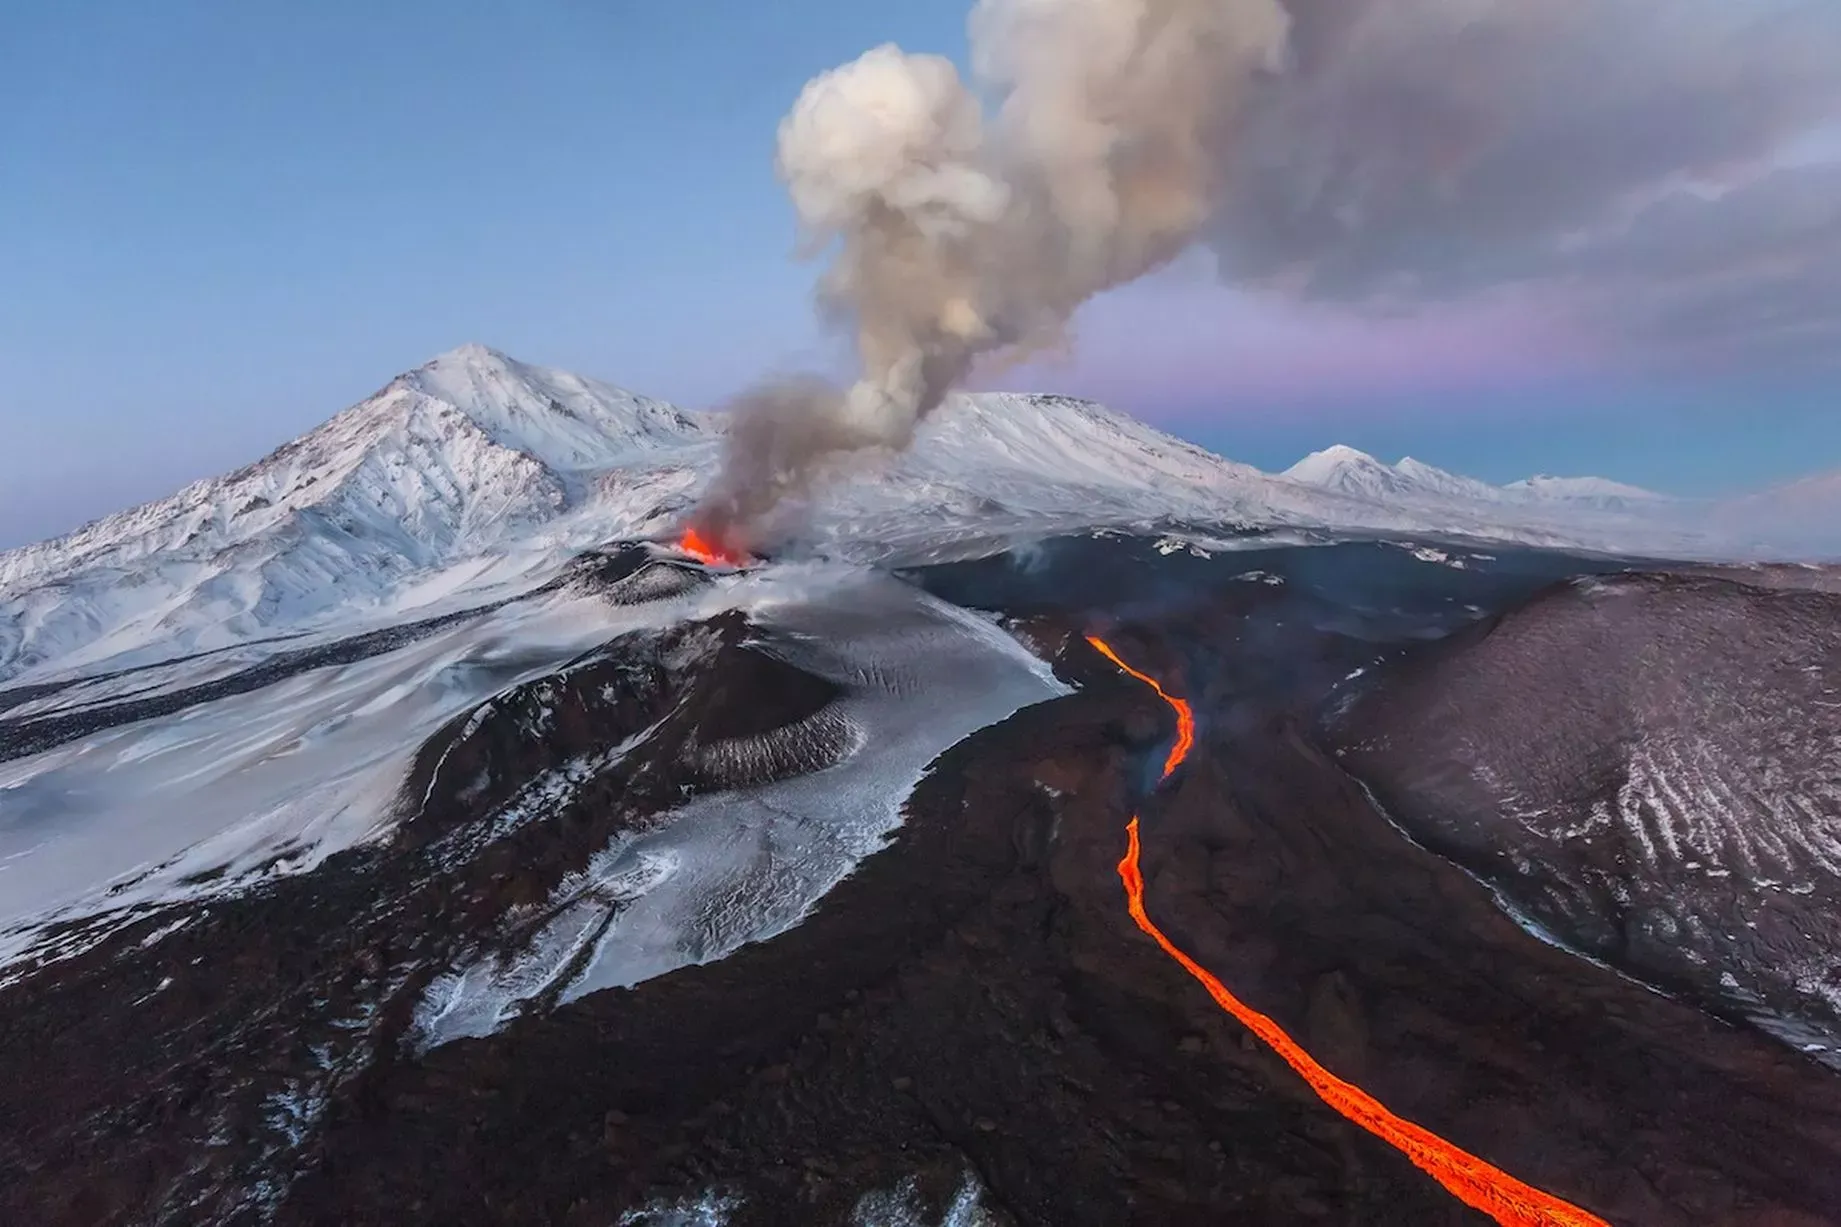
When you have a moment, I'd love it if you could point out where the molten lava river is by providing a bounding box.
[1085,635,1609,1227]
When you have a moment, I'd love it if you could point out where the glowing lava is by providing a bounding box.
[676,526,747,567]
[1087,634,1608,1227]
[1084,635,1194,778]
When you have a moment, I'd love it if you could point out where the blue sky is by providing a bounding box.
[3,0,1838,549]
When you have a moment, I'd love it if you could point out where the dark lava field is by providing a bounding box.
[3,536,1839,1226]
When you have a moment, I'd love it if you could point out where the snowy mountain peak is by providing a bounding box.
[1392,456,1506,502]
[386,344,707,471]
[1285,444,1664,509]
[1287,443,1378,474]
[436,340,505,364]
[1502,474,1666,506]
[1284,445,1427,500]
[0,347,723,679]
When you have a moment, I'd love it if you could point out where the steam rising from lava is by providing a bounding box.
[688,0,1291,552]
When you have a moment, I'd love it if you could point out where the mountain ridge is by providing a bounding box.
[1281,443,1667,508]
[0,346,718,682]
[0,344,1768,686]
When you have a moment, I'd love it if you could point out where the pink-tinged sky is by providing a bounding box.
[992,262,1606,417]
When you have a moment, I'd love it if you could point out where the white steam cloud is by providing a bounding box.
[691,0,1291,551]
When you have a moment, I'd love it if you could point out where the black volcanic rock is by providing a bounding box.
[399,610,841,837]
[269,619,1841,1227]
[1329,570,1841,1062]
[0,608,860,1226]
[5,540,1841,1227]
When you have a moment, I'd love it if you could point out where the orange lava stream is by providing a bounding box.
[676,526,746,567]
[1084,636,1194,778]
[1088,635,1608,1227]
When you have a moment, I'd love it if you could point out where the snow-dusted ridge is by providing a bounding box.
[0,343,1780,687]
[0,346,715,684]
[1283,444,1669,510]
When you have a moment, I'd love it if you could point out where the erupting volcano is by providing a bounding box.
[1086,635,1609,1227]
[675,525,749,568]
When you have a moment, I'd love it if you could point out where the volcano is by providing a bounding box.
[0,345,1735,692]
[2,350,1839,1226]
[675,526,750,568]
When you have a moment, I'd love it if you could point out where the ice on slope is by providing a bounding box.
[402,343,711,474]
[0,583,717,974]
[412,568,1068,1048]
[798,394,1525,561]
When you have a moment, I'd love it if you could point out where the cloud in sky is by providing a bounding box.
[1578,164,1841,371]
[993,259,1601,410]
[1205,0,1841,373]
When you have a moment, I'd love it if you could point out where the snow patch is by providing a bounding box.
[617,1192,742,1226]
[412,571,1068,1049]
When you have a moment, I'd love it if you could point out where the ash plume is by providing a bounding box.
[687,0,1841,553]
[690,0,1292,552]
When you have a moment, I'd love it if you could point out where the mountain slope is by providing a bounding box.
[817,392,1292,550]
[1,345,706,592]
[749,393,1618,564]
[1714,469,1841,557]
[0,347,711,682]
[1331,571,1841,1063]
[0,348,1715,687]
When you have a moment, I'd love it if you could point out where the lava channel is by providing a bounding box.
[1085,634,1608,1227]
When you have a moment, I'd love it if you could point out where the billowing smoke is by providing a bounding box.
[687,0,1841,553]
[689,0,1292,552]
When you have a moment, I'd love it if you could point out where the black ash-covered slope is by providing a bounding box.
[2,538,1838,1227]
[1329,569,1841,1063]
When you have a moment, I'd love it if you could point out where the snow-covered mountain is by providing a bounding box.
[1501,474,1669,510]
[1283,444,1668,511]
[1284,446,1505,504]
[0,345,1716,687]
[0,347,717,682]
[0,345,705,592]
[1279,446,1841,559]
[1714,469,1841,556]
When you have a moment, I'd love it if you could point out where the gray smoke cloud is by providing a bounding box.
[1563,163,1841,372]
[689,0,1841,552]
[691,0,1292,550]
[1207,0,1841,358]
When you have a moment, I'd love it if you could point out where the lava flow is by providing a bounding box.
[675,526,747,567]
[1084,635,1194,778]
[1085,634,1608,1227]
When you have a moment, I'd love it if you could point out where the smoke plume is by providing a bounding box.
[690,0,1292,552]
[688,0,1841,552]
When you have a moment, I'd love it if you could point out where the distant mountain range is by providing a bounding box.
[0,344,1830,686]
[1282,444,1668,511]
